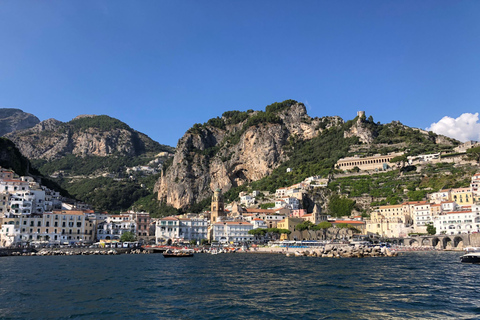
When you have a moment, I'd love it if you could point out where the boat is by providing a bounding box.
[162,249,194,258]
[460,252,480,264]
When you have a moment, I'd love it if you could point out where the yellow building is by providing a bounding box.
[336,152,404,171]
[451,187,474,206]
[277,217,304,240]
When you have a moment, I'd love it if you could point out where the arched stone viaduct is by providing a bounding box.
[389,234,476,250]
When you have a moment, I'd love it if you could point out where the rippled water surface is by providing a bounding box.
[0,251,479,319]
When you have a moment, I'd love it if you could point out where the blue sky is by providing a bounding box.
[1,1,479,146]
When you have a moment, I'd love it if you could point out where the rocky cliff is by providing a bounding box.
[0,108,40,136]
[6,115,172,160]
[155,100,342,209]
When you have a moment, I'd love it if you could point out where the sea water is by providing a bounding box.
[0,251,478,319]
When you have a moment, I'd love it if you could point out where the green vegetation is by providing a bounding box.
[295,221,318,231]
[260,203,275,209]
[328,195,356,217]
[222,110,251,125]
[248,228,291,239]
[0,137,70,197]
[426,223,436,235]
[120,231,136,242]
[63,177,149,212]
[32,154,157,177]
[317,221,332,229]
[0,137,35,176]
[68,115,131,132]
[265,100,298,114]
[466,146,480,163]
[250,125,359,193]
[130,194,179,218]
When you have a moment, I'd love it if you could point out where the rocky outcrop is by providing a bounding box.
[155,101,341,209]
[6,115,171,160]
[344,113,376,144]
[0,108,40,136]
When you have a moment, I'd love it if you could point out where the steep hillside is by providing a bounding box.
[6,114,174,212]
[155,100,343,209]
[156,100,460,210]
[0,137,69,197]
[0,108,40,136]
[0,137,34,176]
[6,115,172,160]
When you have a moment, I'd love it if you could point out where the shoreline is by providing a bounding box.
[0,245,464,257]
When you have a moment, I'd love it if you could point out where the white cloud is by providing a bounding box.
[426,113,480,142]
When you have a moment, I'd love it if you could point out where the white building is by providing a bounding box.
[177,218,208,242]
[155,216,208,244]
[413,203,431,230]
[433,208,480,235]
[251,218,268,229]
[429,190,451,204]
[212,221,253,243]
[240,194,255,206]
[275,188,287,198]
[0,210,94,246]
[96,214,136,241]
[275,197,299,210]
[155,217,179,243]
[407,153,440,164]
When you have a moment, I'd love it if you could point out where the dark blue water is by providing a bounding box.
[0,251,478,319]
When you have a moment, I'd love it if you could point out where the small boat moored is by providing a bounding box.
[460,252,480,264]
[162,249,194,258]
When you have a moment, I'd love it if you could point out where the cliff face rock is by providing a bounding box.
[155,101,338,209]
[6,115,169,160]
[0,108,40,136]
[344,114,376,144]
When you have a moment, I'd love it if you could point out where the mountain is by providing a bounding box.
[0,137,70,197]
[5,114,174,212]
[0,137,34,176]
[6,114,173,160]
[155,100,459,210]
[0,108,40,136]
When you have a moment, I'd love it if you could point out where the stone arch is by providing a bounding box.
[409,238,419,247]
[443,237,453,249]
[421,238,431,246]
[453,236,464,249]
[431,237,441,248]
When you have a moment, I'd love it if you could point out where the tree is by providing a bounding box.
[295,221,314,232]
[390,154,408,167]
[466,146,480,164]
[120,231,136,242]
[328,195,355,217]
[316,221,332,229]
[426,223,436,235]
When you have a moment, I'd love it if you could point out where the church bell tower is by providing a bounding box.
[210,188,225,223]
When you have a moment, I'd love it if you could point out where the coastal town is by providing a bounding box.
[1,142,480,253]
